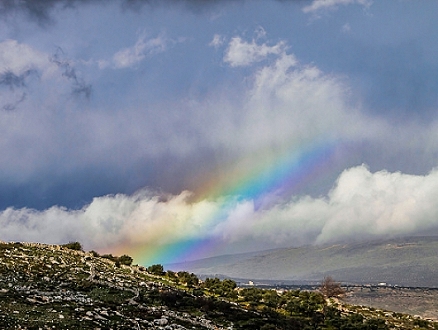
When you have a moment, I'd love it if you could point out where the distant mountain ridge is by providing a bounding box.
[168,236,438,287]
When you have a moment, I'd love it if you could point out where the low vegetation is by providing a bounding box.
[0,240,437,329]
[60,241,83,251]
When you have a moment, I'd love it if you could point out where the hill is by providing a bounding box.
[1,240,437,329]
[168,236,438,287]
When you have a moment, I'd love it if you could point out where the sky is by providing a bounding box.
[2,0,438,264]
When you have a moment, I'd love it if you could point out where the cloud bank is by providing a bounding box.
[2,165,438,262]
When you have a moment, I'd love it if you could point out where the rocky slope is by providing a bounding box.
[0,241,229,329]
[1,240,438,329]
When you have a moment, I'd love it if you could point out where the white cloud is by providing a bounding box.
[209,34,225,49]
[112,33,168,69]
[315,165,438,243]
[223,37,287,67]
[2,166,438,259]
[0,190,221,251]
[303,0,372,14]
[254,26,267,39]
[0,39,52,77]
[222,51,373,155]
[0,39,90,111]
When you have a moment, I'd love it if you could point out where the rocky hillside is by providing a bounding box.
[0,241,224,329]
[1,240,437,329]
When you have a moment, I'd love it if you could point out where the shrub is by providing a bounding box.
[101,254,118,262]
[177,271,199,287]
[147,264,164,275]
[118,254,133,266]
[89,250,100,257]
[61,241,83,251]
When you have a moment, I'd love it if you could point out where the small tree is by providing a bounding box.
[101,254,118,262]
[147,264,164,275]
[89,250,100,257]
[166,270,178,283]
[177,271,199,287]
[62,241,83,251]
[320,276,345,298]
[118,254,133,266]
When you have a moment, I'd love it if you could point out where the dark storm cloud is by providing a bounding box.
[50,48,92,99]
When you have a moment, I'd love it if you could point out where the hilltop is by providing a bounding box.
[1,240,437,329]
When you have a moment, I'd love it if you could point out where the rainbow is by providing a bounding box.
[114,140,341,266]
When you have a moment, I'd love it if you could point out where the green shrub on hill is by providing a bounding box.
[118,254,133,266]
[61,241,83,251]
[147,264,164,275]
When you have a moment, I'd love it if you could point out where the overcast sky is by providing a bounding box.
[2,0,438,264]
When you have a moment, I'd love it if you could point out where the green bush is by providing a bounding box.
[61,241,83,251]
[177,271,199,287]
[101,254,118,262]
[147,264,164,275]
[89,250,100,257]
[118,254,133,266]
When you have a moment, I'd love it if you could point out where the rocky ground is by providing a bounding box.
[0,241,226,329]
[1,240,438,329]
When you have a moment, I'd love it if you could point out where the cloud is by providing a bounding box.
[110,33,168,69]
[0,69,37,111]
[317,165,438,242]
[212,165,438,250]
[0,40,92,111]
[209,34,225,49]
[0,0,225,25]
[0,40,48,110]
[2,165,438,260]
[0,31,427,211]
[0,69,37,89]
[302,0,372,14]
[0,39,50,75]
[0,0,65,24]
[223,36,287,67]
[0,190,220,251]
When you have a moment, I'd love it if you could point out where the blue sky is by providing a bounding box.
[2,0,438,260]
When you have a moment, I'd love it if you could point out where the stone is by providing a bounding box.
[154,318,168,326]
